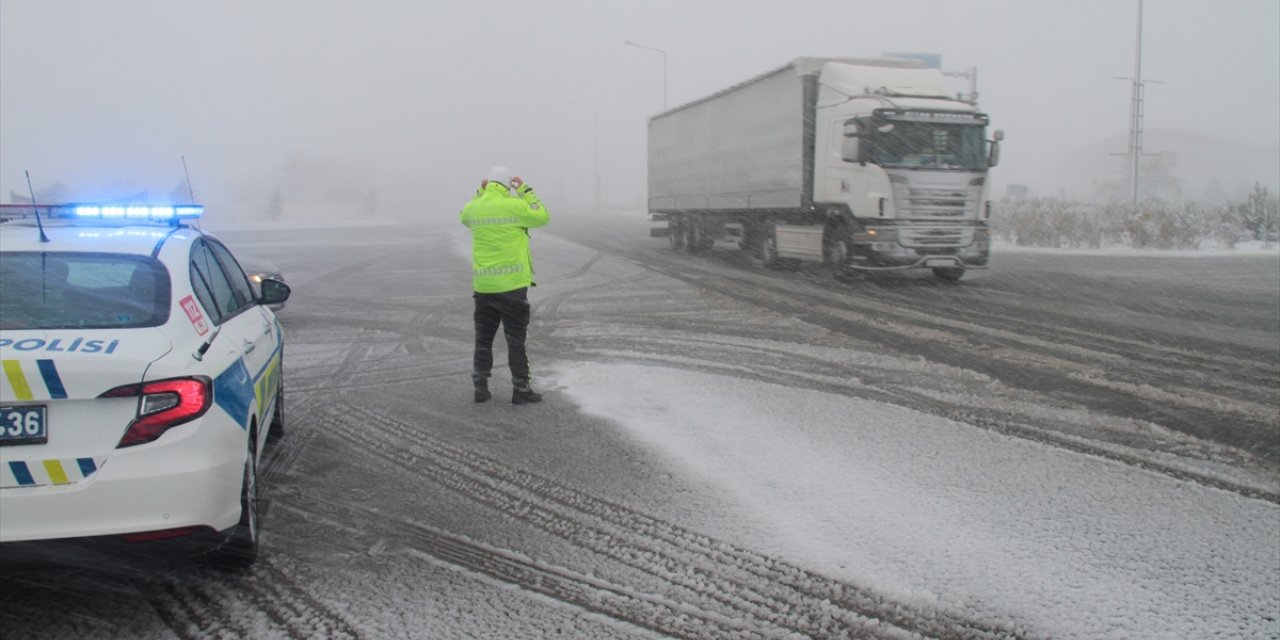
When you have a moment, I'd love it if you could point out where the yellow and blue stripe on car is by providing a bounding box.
[1,358,68,401]
[2,457,106,488]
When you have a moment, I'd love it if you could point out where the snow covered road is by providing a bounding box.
[552,361,1279,638]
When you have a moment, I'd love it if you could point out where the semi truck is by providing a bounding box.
[647,57,1003,282]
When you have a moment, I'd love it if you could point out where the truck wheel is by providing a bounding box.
[687,221,711,253]
[932,267,966,282]
[757,230,778,268]
[823,229,857,283]
[668,220,686,251]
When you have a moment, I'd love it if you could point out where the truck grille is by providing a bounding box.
[895,186,975,218]
[898,226,975,249]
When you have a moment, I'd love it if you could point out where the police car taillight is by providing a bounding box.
[101,377,213,447]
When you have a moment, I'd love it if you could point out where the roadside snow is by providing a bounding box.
[548,361,1280,639]
[992,238,1280,257]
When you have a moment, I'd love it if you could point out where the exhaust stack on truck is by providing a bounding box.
[648,57,1003,282]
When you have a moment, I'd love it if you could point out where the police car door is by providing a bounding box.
[189,239,275,435]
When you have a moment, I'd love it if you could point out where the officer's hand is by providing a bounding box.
[511,176,524,189]
[481,179,489,188]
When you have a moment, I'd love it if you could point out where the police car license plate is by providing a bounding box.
[0,406,47,446]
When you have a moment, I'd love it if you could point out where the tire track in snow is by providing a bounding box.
[535,268,657,329]
[289,482,790,640]
[144,401,360,640]
[144,558,362,640]
[321,404,1025,639]
[563,338,1279,503]
[635,258,1280,466]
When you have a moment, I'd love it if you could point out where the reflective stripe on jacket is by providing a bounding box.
[460,182,550,293]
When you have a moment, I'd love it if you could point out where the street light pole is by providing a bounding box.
[569,101,600,212]
[624,39,667,110]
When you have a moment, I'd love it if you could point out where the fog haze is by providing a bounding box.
[2,0,1277,219]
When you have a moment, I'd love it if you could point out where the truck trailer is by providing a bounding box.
[648,57,1003,282]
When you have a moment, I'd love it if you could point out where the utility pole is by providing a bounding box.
[1113,0,1162,210]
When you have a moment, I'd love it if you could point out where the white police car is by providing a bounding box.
[0,203,289,568]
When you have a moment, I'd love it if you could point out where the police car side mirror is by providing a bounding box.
[259,278,291,306]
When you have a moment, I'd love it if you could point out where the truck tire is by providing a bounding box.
[932,267,965,282]
[823,226,857,283]
[668,219,686,251]
[687,220,712,253]
[756,229,779,268]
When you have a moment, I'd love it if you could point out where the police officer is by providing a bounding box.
[460,166,551,404]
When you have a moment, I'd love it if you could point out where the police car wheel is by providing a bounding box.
[209,436,260,570]
[267,374,285,442]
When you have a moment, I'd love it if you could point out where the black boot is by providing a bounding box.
[474,378,491,403]
[511,381,542,405]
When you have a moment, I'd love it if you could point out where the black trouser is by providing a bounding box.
[472,287,531,385]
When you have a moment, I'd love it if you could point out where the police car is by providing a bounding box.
[0,203,289,568]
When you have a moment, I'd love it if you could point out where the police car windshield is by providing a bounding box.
[0,253,171,330]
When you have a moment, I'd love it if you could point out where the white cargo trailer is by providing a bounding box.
[648,57,1003,281]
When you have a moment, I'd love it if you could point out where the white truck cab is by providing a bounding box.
[649,57,1004,282]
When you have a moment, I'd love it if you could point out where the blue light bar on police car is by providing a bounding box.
[72,204,202,220]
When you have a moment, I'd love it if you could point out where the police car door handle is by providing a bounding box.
[242,340,257,355]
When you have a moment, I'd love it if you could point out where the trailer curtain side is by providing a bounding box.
[648,65,815,214]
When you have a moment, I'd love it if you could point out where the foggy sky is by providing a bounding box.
[1,0,1277,219]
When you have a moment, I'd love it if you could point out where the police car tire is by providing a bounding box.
[210,436,260,570]
[267,375,285,442]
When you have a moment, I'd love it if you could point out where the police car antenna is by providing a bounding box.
[181,155,201,229]
[24,170,50,243]
[181,155,196,204]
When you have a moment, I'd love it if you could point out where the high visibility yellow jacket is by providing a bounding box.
[460,181,550,293]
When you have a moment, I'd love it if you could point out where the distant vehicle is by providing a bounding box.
[648,57,1004,282]
[0,203,290,568]
[238,255,287,311]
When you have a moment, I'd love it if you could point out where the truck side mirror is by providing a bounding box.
[841,119,882,164]
[988,129,1005,168]
[841,136,860,163]
[841,119,865,163]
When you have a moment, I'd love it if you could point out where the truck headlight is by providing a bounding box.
[863,227,897,242]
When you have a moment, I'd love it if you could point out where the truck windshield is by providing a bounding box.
[870,121,987,170]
